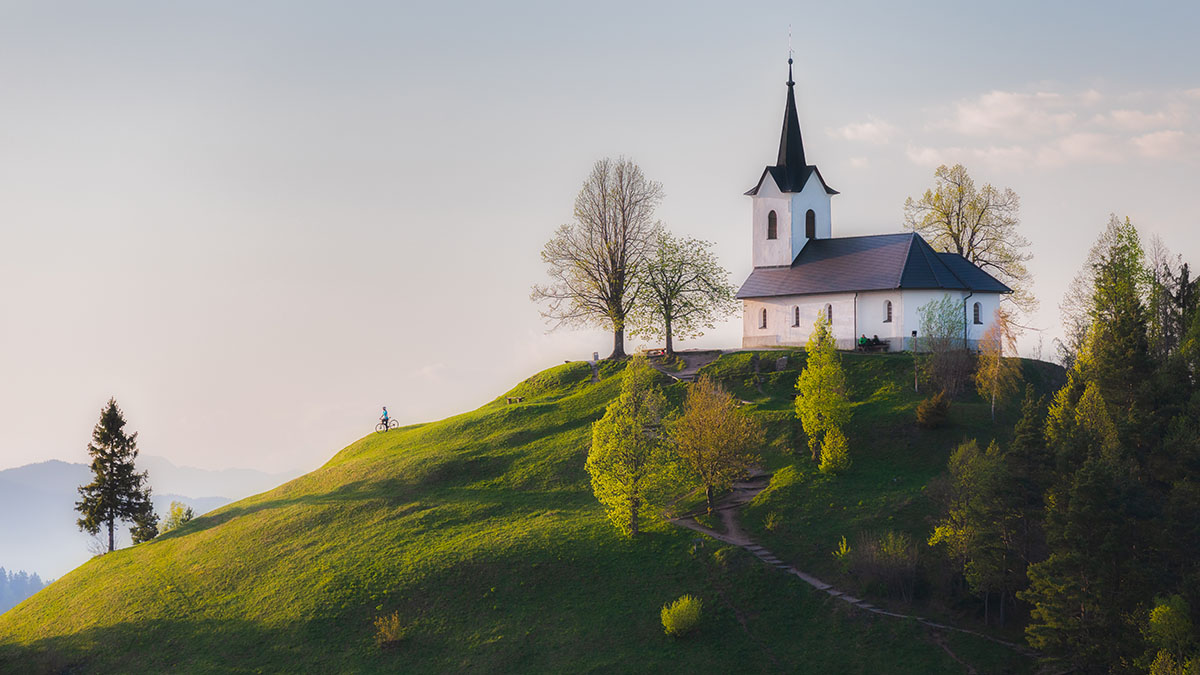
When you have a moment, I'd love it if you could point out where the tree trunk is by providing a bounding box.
[705,485,715,513]
[611,327,626,359]
[665,320,674,356]
[107,518,114,553]
[991,389,996,422]
[630,496,639,536]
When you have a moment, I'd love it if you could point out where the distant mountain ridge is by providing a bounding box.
[0,457,299,580]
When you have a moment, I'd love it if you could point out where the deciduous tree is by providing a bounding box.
[586,357,671,535]
[670,376,762,512]
[974,308,1022,421]
[632,231,737,355]
[916,294,971,397]
[158,501,195,535]
[795,313,850,460]
[76,399,157,552]
[532,157,663,358]
[904,164,1034,316]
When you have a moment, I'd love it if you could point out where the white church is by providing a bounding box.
[736,59,1010,351]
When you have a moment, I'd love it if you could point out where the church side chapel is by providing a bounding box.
[736,58,1010,351]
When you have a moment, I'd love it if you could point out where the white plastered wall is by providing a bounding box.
[788,171,832,259]
[750,175,793,267]
[741,289,1007,351]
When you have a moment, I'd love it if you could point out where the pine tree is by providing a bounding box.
[75,398,157,552]
[795,312,850,461]
[1020,455,1155,671]
[586,358,672,536]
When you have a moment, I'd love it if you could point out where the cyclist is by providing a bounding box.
[380,406,389,428]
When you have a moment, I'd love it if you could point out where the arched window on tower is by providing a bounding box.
[883,300,893,323]
[806,209,816,238]
[767,211,778,240]
[760,308,768,329]
[973,302,983,325]
[824,303,833,325]
[792,306,800,327]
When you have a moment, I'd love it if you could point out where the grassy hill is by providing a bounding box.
[0,352,1062,674]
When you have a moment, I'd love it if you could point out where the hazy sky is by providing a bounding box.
[2,1,1198,473]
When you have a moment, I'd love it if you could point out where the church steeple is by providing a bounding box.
[776,57,806,169]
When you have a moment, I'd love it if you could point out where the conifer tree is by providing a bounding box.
[76,398,157,552]
[669,376,763,511]
[586,358,671,536]
[795,313,850,461]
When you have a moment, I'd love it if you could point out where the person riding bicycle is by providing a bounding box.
[380,406,389,426]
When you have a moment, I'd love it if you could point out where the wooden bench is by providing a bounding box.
[505,396,525,404]
[856,341,890,353]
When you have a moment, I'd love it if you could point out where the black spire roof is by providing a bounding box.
[746,58,838,196]
[777,58,806,169]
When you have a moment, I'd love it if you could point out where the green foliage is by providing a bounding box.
[586,357,672,536]
[632,231,738,354]
[1020,456,1154,671]
[916,391,949,429]
[795,313,850,460]
[1146,596,1195,662]
[669,376,763,512]
[159,501,195,535]
[817,427,850,475]
[660,594,702,638]
[75,398,157,552]
[373,611,406,649]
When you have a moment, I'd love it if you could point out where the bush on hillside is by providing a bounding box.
[818,427,850,474]
[916,391,950,429]
[850,531,919,602]
[661,594,702,637]
[373,611,407,649]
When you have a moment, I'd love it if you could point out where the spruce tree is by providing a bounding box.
[76,398,158,552]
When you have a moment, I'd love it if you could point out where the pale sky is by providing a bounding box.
[1,1,1198,473]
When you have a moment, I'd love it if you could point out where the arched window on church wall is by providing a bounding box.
[806,210,816,238]
[973,302,983,325]
[824,303,833,326]
[792,306,800,327]
[760,308,768,329]
[767,211,777,240]
[884,300,892,323]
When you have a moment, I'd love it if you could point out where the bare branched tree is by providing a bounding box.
[904,164,1036,320]
[532,157,663,358]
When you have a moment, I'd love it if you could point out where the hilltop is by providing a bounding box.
[0,352,1062,673]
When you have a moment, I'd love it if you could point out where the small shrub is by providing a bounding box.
[850,531,919,602]
[916,391,950,429]
[818,427,851,474]
[763,511,781,532]
[832,535,851,572]
[373,611,406,649]
[661,594,703,638]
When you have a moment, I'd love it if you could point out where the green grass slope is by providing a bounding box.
[0,354,1060,674]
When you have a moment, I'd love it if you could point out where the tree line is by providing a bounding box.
[928,215,1200,673]
[0,568,47,614]
[532,157,738,358]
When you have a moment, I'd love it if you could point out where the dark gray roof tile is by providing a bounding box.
[735,232,1012,299]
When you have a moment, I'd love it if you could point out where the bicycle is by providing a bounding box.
[375,419,399,433]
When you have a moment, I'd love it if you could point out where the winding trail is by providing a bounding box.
[668,472,1036,659]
